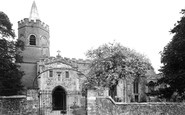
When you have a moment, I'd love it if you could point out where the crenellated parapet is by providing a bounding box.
[18,18,49,32]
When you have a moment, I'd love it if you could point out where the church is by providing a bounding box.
[17,1,157,115]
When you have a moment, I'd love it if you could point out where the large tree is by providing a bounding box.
[0,12,24,96]
[83,42,153,90]
[157,9,185,101]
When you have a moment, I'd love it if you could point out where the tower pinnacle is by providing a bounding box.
[29,1,40,21]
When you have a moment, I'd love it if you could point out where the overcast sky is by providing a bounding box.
[1,0,185,73]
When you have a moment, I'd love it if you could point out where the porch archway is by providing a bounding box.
[52,86,67,113]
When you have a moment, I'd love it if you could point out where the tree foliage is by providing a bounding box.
[0,12,24,96]
[157,9,185,101]
[83,42,153,90]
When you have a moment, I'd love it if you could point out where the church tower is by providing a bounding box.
[18,1,50,88]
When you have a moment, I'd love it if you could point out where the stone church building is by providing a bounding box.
[17,1,157,115]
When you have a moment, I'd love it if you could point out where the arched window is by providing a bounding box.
[148,81,155,93]
[133,79,139,102]
[29,35,36,45]
[65,71,69,78]
[109,85,117,101]
[52,86,67,113]
[49,70,53,77]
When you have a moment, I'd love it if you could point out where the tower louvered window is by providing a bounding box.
[29,35,36,45]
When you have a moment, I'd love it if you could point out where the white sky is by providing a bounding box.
[1,0,185,73]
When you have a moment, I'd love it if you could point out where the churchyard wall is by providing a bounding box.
[0,95,38,115]
[95,98,185,115]
[87,89,185,115]
[0,90,38,115]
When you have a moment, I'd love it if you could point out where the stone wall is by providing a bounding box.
[87,90,185,115]
[0,95,38,115]
[96,98,185,115]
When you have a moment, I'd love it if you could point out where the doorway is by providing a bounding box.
[52,86,67,113]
